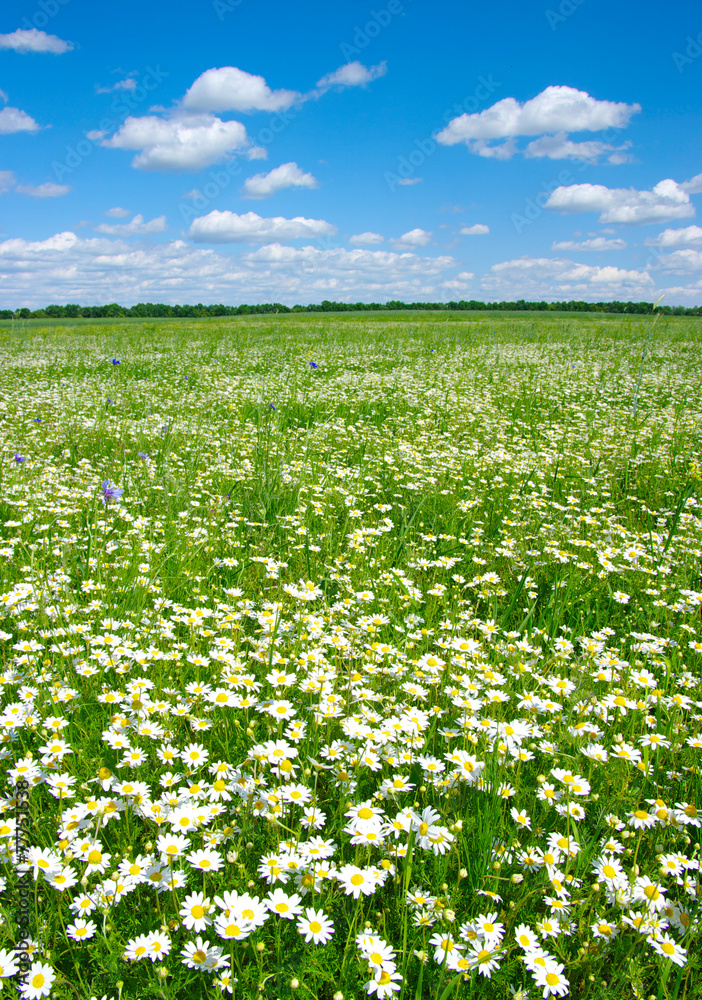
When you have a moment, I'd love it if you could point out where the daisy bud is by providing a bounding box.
[256,942,266,952]
[459,868,468,879]
[511,874,524,884]
[444,909,456,922]
[334,993,344,1000]
[291,979,300,989]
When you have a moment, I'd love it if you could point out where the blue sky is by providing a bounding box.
[1,0,701,307]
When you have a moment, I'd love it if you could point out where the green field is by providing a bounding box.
[0,313,700,1000]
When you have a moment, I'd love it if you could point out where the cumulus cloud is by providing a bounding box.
[0,29,73,54]
[104,207,131,218]
[94,214,168,236]
[551,236,627,251]
[391,228,432,249]
[481,255,653,300]
[182,66,299,113]
[0,231,457,307]
[524,132,632,163]
[644,225,702,247]
[545,178,696,225]
[101,113,249,171]
[315,61,387,93]
[0,106,41,134]
[242,162,318,199]
[0,170,17,193]
[187,210,337,244]
[436,85,640,160]
[16,182,70,197]
[460,224,489,235]
[349,232,384,246]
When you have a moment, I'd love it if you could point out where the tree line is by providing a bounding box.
[2,299,701,320]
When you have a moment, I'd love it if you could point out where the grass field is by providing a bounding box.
[0,312,700,1000]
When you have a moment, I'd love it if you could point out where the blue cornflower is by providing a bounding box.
[137,452,149,460]
[111,358,121,365]
[13,453,25,463]
[34,418,41,423]
[101,481,124,505]
[269,403,276,410]
[309,361,318,369]
[106,398,113,404]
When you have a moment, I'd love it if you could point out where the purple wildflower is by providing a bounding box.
[137,452,149,460]
[101,481,124,505]
[13,453,25,463]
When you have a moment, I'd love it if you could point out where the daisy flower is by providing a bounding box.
[467,943,503,977]
[156,833,190,862]
[66,918,97,942]
[365,968,403,997]
[266,888,303,919]
[180,892,213,932]
[19,961,55,999]
[650,933,687,966]
[187,848,224,872]
[180,936,221,972]
[297,907,335,944]
[475,912,505,948]
[337,863,377,898]
[514,924,540,950]
[532,962,570,998]
[145,930,171,962]
[214,912,254,941]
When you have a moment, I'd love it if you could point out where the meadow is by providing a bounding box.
[0,311,700,1000]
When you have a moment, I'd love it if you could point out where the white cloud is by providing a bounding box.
[96,76,138,95]
[0,170,17,193]
[681,173,702,194]
[102,113,249,171]
[397,177,423,186]
[242,162,318,199]
[0,106,41,134]
[647,249,702,274]
[0,231,457,307]
[460,224,489,235]
[349,232,384,246]
[0,29,73,54]
[182,66,299,113]
[546,179,695,225]
[104,207,131,218]
[551,236,627,251]
[645,225,702,247]
[524,132,632,163]
[94,214,168,236]
[187,210,337,244]
[16,182,70,197]
[481,255,653,300]
[315,61,387,93]
[436,86,640,160]
[392,228,432,249]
